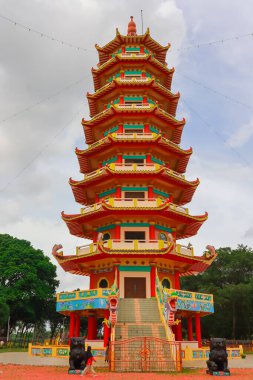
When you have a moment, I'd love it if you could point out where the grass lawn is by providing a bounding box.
[0,347,27,353]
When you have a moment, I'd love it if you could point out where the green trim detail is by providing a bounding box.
[125,47,140,52]
[155,225,172,232]
[125,96,143,102]
[122,187,148,192]
[149,126,159,134]
[99,188,116,198]
[120,223,150,227]
[153,189,169,198]
[151,157,164,165]
[102,156,117,166]
[97,225,115,232]
[125,70,142,75]
[119,266,151,272]
[123,155,145,159]
[104,126,118,136]
[123,124,144,129]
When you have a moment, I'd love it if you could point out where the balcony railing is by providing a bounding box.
[80,198,188,215]
[103,239,171,251]
[117,76,150,82]
[119,52,147,58]
[76,241,194,257]
[115,103,154,110]
[82,163,186,185]
[109,162,160,171]
[112,132,156,139]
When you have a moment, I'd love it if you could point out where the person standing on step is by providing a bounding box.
[81,346,97,377]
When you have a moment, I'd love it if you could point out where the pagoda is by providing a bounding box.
[53,17,216,363]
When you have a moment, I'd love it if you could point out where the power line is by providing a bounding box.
[180,98,250,167]
[0,13,95,53]
[175,71,253,110]
[0,76,87,126]
[0,109,83,193]
[1,12,252,54]
[171,32,253,52]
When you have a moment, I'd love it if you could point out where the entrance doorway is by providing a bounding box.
[124,277,146,298]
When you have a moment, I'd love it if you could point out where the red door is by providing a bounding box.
[124,277,146,298]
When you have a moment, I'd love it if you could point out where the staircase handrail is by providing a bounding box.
[155,272,178,368]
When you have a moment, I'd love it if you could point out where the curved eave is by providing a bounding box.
[61,207,207,240]
[82,105,185,144]
[87,78,180,118]
[76,135,192,174]
[95,28,170,65]
[52,245,215,276]
[69,166,199,206]
[92,55,174,91]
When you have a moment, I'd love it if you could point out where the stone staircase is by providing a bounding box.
[112,298,176,372]
[116,298,166,340]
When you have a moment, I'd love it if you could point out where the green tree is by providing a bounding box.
[0,234,59,334]
[0,298,9,330]
[181,245,253,339]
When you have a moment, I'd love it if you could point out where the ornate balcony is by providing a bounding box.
[80,198,189,215]
[75,241,193,257]
[165,288,214,314]
[56,288,111,313]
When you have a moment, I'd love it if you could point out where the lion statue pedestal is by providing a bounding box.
[68,337,87,374]
[206,338,230,376]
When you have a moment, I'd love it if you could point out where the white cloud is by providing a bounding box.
[226,118,253,148]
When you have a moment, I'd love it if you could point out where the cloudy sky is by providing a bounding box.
[0,0,253,292]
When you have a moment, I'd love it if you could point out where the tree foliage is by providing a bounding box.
[181,245,253,339]
[0,234,59,331]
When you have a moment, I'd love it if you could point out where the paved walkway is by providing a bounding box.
[0,365,253,380]
[1,352,253,369]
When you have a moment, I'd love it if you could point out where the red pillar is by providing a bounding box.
[117,154,123,164]
[140,45,144,54]
[103,309,111,347]
[148,186,153,199]
[98,162,102,168]
[122,46,125,54]
[187,317,193,341]
[119,95,124,105]
[150,266,156,297]
[88,315,97,340]
[175,321,182,341]
[95,194,99,203]
[115,224,121,240]
[116,186,121,199]
[144,123,149,133]
[118,123,123,133]
[146,153,152,164]
[149,224,155,240]
[116,266,120,289]
[93,231,98,243]
[174,271,181,289]
[74,314,80,337]
[142,95,147,105]
[69,313,75,341]
[195,314,202,348]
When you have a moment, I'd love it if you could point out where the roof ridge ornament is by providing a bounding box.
[127,16,137,36]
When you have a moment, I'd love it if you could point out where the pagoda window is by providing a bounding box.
[159,232,167,241]
[162,278,171,289]
[124,158,144,164]
[124,191,145,199]
[125,231,145,241]
[102,232,111,241]
[98,278,109,288]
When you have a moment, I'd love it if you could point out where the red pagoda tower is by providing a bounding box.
[53,17,216,368]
